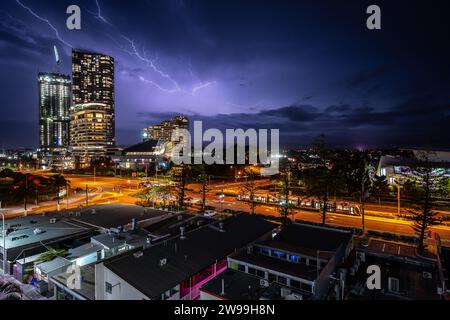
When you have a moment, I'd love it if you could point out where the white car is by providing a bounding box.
[204,210,216,218]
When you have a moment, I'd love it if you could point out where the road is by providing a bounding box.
[4,173,450,245]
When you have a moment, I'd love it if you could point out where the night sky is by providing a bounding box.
[0,0,449,149]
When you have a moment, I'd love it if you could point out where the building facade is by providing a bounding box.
[38,73,71,152]
[142,115,189,143]
[70,103,113,166]
[72,50,115,151]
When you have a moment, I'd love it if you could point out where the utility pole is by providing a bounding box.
[1,208,6,275]
[93,165,96,185]
[66,183,69,210]
[394,179,401,218]
[85,184,88,206]
[24,174,28,215]
[361,176,366,234]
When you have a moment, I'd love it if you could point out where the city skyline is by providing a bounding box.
[0,0,449,150]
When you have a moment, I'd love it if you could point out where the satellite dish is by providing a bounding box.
[53,45,60,65]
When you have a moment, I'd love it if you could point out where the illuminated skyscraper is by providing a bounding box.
[38,72,71,151]
[142,115,189,143]
[70,103,112,165]
[72,49,115,148]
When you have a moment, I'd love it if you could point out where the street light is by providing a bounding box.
[394,179,402,217]
[0,203,7,275]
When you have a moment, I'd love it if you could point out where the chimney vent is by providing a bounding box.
[221,279,225,295]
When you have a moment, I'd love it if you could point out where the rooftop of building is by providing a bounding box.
[68,204,169,229]
[51,263,96,300]
[91,233,127,250]
[0,214,93,251]
[122,140,160,155]
[104,214,276,299]
[230,249,319,281]
[347,253,442,300]
[66,242,104,260]
[201,269,311,300]
[35,256,72,274]
[257,223,353,257]
[1,204,173,261]
[143,213,212,238]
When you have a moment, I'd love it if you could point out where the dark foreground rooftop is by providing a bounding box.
[104,214,276,299]
[201,269,311,300]
[258,223,353,256]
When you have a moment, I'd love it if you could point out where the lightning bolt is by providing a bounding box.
[192,81,217,95]
[138,76,181,94]
[86,0,112,25]
[95,0,111,25]
[15,0,72,48]
[90,0,217,96]
[122,36,182,92]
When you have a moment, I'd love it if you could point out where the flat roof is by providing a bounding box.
[70,204,168,229]
[201,269,268,300]
[0,214,92,251]
[104,214,276,299]
[67,242,103,260]
[51,264,96,300]
[91,233,126,250]
[257,223,352,256]
[143,213,212,237]
[35,257,72,274]
[230,250,318,281]
[201,269,311,300]
[123,140,159,154]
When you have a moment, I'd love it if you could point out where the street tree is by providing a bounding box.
[405,151,443,254]
[170,165,190,209]
[240,169,259,215]
[51,174,70,209]
[300,135,345,225]
[370,174,390,204]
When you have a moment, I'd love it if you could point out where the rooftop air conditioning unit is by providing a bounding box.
[260,279,269,287]
[159,258,167,267]
[49,218,56,224]
[33,228,44,235]
[280,287,291,298]
[423,272,432,279]
[356,251,366,262]
[133,251,143,259]
[285,293,303,300]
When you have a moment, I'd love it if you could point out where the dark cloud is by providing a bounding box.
[0,0,449,149]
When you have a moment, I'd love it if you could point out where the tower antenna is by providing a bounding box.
[53,45,61,73]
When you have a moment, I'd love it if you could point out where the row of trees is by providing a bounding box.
[0,169,70,210]
[135,137,446,254]
[272,139,446,254]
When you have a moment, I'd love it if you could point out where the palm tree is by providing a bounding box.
[36,248,67,264]
[51,175,70,209]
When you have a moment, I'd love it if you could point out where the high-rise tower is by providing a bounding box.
[71,49,115,148]
[38,72,71,152]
